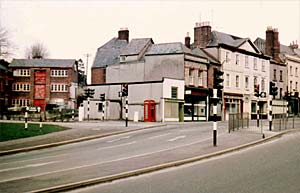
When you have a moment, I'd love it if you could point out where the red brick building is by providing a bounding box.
[0,59,13,117]
[9,59,78,110]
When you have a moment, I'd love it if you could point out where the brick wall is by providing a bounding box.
[91,67,106,84]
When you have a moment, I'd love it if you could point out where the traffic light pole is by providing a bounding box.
[87,97,90,121]
[125,96,128,127]
[102,100,105,121]
[257,97,259,128]
[269,95,273,131]
[213,88,218,146]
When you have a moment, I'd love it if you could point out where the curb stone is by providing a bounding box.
[29,129,300,193]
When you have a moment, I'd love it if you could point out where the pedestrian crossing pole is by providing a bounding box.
[125,97,128,127]
[38,107,42,130]
[213,89,218,146]
[87,97,90,121]
[24,107,28,130]
[72,109,75,121]
[102,101,105,121]
[257,98,260,128]
[269,95,272,131]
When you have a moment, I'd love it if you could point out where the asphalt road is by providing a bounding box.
[0,122,234,192]
[71,132,300,193]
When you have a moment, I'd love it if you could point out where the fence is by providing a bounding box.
[228,113,249,133]
[229,113,299,133]
[1,109,78,122]
[272,114,298,131]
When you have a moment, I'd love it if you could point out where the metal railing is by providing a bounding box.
[228,113,249,133]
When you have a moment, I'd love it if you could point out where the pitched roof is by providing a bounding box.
[192,48,219,64]
[9,59,76,68]
[120,38,153,56]
[208,31,246,47]
[208,31,260,54]
[145,42,192,55]
[92,38,128,68]
[254,37,300,57]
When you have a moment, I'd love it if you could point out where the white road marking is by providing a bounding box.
[92,128,101,131]
[107,136,131,143]
[0,133,226,184]
[167,135,186,142]
[0,161,61,173]
[0,154,70,166]
[148,133,171,140]
[97,141,136,151]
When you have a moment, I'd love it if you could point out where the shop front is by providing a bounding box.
[184,87,209,121]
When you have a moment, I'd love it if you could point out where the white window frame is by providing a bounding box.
[245,56,249,68]
[12,83,30,92]
[245,76,249,89]
[236,75,239,88]
[51,83,68,92]
[262,60,265,72]
[226,73,230,87]
[254,58,257,70]
[51,70,68,77]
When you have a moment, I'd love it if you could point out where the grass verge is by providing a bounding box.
[0,122,68,142]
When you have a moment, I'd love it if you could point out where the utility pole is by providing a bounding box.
[83,53,91,83]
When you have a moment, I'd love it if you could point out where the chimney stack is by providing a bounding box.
[194,21,211,48]
[118,27,129,42]
[265,26,280,60]
[185,32,191,48]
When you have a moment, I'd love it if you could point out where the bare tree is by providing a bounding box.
[0,26,14,59]
[25,42,49,59]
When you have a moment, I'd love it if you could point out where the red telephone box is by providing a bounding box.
[144,100,156,122]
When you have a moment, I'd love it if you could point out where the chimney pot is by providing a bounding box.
[185,32,191,48]
[118,28,129,42]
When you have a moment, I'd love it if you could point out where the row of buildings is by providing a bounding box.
[1,22,300,122]
[88,23,300,122]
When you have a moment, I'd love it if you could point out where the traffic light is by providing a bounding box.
[122,84,128,97]
[254,84,260,97]
[84,88,95,99]
[213,68,224,90]
[100,93,105,101]
[269,82,278,97]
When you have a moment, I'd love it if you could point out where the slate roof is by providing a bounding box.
[145,42,192,56]
[208,31,249,47]
[192,48,219,64]
[9,59,76,68]
[92,38,128,68]
[120,38,153,56]
[254,37,300,57]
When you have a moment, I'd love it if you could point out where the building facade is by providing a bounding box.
[91,29,211,121]
[255,27,300,115]
[192,22,270,120]
[0,59,12,118]
[9,59,78,110]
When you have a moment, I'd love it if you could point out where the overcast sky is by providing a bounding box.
[1,0,300,72]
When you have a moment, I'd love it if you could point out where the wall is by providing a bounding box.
[83,78,184,122]
[286,55,300,95]
[144,54,185,81]
[91,67,106,84]
[106,62,145,83]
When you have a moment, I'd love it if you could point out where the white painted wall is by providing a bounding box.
[83,78,184,122]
